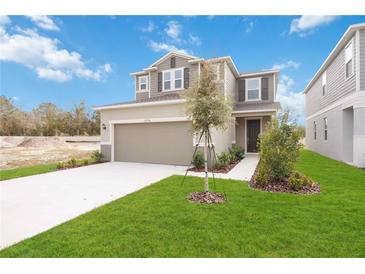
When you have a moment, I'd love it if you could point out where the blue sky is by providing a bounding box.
[1,15,365,123]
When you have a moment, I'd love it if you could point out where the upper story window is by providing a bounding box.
[322,71,327,96]
[163,68,184,92]
[139,76,148,91]
[323,117,328,141]
[345,40,354,79]
[314,121,317,140]
[246,78,261,101]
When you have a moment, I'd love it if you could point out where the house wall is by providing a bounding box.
[306,33,357,117]
[306,105,344,162]
[360,29,365,90]
[224,61,237,101]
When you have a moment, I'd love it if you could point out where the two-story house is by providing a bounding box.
[94,51,281,165]
[304,23,365,168]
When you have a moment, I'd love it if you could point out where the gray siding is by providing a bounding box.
[135,91,149,100]
[100,144,112,161]
[306,34,357,117]
[224,62,236,100]
[360,29,365,90]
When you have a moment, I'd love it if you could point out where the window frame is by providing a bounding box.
[345,39,354,80]
[323,117,328,141]
[162,68,184,92]
[245,77,261,102]
[138,75,149,92]
[322,71,327,96]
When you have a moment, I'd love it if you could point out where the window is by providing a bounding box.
[322,71,327,96]
[345,40,354,78]
[323,118,328,141]
[246,78,261,101]
[314,121,317,140]
[163,68,184,91]
[139,76,148,91]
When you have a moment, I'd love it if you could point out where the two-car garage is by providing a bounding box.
[113,120,194,166]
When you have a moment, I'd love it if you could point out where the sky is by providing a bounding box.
[1,15,365,124]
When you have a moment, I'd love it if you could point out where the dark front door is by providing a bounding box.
[247,119,260,153]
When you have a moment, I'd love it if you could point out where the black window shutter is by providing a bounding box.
[238,79,245,101]
[135,77,139,91]
[261,77,269,100]
[184,68,189,89]
[158,72,162,92]
[170,57,176,68]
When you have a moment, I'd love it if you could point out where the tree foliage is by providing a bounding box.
[0,96,100,136]
[256,112,302,184]
[181,62,232,134]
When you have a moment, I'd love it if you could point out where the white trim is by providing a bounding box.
[93,99,185,111]
[162,67,184,92]
[303,23,365,94]
[232,109,277,114]
[245,77,261,102]
[110,116,190,125]
[138,75,149,92]
[149,51,198,67]
[244,117,262,153]
[148,71,151,98]
[239,70,279,78]
[110,123,115,161]
[306,91,365,120]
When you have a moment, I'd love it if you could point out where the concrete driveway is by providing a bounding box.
[0,162,186,249]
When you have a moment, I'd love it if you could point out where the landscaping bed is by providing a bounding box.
[188,160,240,173]
[250,163,320,195]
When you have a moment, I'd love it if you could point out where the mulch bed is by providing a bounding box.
[56,161,106,171]
[249,165,321,195]
[187,191,226,204]
[188,160,240,174]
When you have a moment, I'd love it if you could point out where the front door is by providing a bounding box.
[246,119,260,153]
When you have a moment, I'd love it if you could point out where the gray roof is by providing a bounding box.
[94,92,181,108]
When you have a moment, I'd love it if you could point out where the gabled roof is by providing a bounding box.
[303,22,365,94]
[149,51,199,67]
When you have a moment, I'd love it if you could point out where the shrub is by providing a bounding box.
[257,113,302,183]
[214,152,231,169]
[83,159,89,165]
[288,171,310,191]
[68,158,77,168]
[192,150,204,169]
[56,162,65,170]
[229,146,245,161]
[92,150,103,162]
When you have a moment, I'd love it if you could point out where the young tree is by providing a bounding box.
[182,63,232,192]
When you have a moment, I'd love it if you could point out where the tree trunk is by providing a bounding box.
[204,130,209,192]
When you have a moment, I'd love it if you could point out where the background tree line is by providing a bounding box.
[0,96,100,136]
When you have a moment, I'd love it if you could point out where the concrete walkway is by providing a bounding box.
[0,162,186,249]
[187,154,259,181]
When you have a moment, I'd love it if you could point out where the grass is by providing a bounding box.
[0,150,364,257]
[0,158,96,181]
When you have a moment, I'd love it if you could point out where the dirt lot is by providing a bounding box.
[0,136,100,170]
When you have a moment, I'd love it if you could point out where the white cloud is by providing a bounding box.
[25,16,60,31]
[11,96,19,101]
[142,21,157,33]
[103,63,112,73]
[0,23,110,83]
[207,15,215,20]
[271,60,300,70]
[0,15,10,26]
[165,20,182,40]
[188,33,201,46]
[289,16,338,37]
[148,40,189,55]
[276,74,305,123]
[245,21,254,33]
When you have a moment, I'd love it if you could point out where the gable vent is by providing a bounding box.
[170,57,176,68]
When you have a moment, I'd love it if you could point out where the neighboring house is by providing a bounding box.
[304,23,365,168]
[94,51,281,165]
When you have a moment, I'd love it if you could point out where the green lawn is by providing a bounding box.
[1,150,364,257]
[0,159,95,181]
